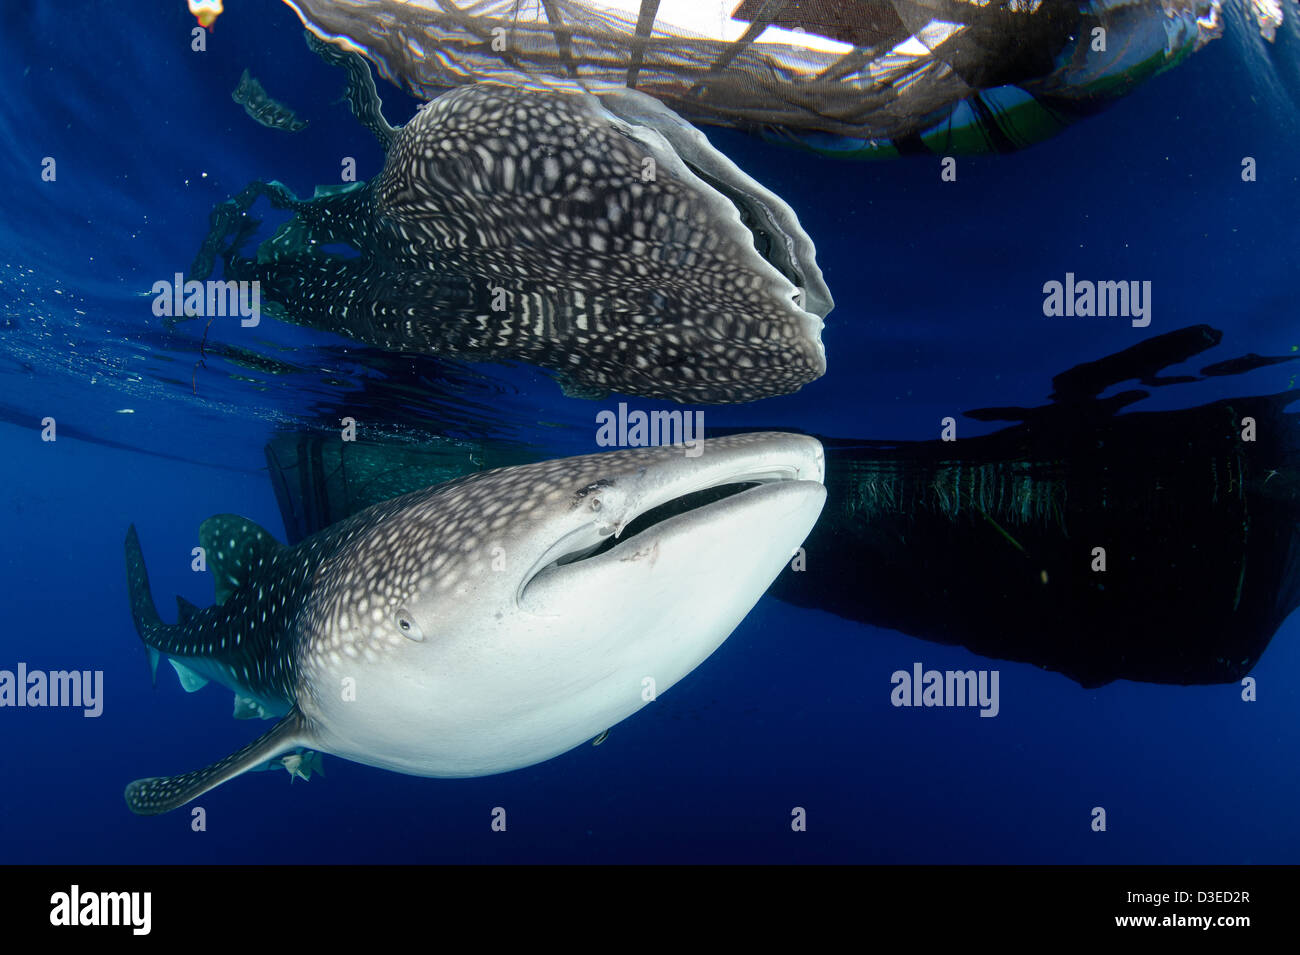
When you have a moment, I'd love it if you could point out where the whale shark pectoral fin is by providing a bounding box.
[124,710,311,816]
[303,30,396,150]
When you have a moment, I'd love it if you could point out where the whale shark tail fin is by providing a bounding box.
[125,710,311,815]
[125,524,167,643]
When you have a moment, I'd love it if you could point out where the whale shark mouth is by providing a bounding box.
[519,460,813,604]
[555,482,763,567]
[679,158,809,312]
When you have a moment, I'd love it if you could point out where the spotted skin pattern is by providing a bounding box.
[124,434,820,814]
[210,83,830,403]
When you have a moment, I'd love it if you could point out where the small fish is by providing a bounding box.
[232,69,308,132]
[249,749,325,783]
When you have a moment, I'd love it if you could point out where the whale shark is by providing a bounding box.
[123,433,825,814]
[185,34,832,405]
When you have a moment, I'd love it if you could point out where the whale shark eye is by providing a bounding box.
[394,609,424,642]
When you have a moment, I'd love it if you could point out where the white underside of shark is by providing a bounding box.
[123,433,825,813]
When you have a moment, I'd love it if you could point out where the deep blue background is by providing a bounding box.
[0,0,1297,862]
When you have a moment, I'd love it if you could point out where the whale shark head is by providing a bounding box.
[296,432,826,777]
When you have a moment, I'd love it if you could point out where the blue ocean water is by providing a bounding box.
[1,0,1297,862]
